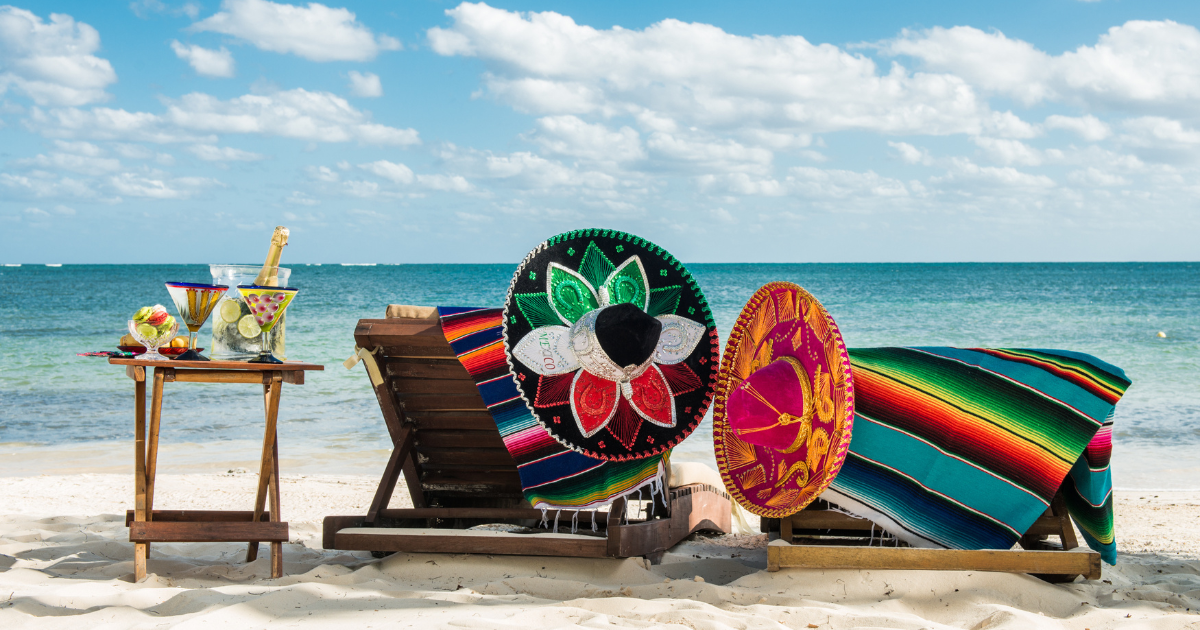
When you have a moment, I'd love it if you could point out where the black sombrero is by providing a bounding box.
[503,229,719,461]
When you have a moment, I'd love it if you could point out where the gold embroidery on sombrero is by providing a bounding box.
[814,364,834,424]
[765,489,800,507]
[775,461,809,488]
[724,433,757,470]
[738,465,765,488]
[806,428,830,473]
[775,288,797,323]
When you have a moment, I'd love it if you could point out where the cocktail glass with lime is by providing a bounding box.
[236,285,298,364]
[209,265,291,360]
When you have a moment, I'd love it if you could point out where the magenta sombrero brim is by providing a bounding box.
[713,282,856,518]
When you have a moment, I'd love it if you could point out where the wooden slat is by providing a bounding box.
[130,521,288,543]
[420,471,522,488]
[384,360,472,380]
[767,543,1101,579]
[416,430,506,449]
[392,378,481,395]
[406,413,497,431]
[334,528,608,557]
[787,510,876,531]
[402,395,487,412]
[354,319,446,348]
[418,448,517,467]
[171,370,268,383]
[125,510,270,526]
[381,345,457,358]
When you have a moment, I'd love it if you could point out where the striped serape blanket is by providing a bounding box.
[437,307,667,512]
[824,347,1129,564]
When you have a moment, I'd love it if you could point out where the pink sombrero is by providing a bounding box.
[713,282,855,518]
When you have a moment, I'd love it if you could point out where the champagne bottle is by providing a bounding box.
[253,226,289,286]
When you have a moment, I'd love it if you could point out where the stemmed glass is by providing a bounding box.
[128,319,179,361]
[165,282,228,361]
[236,285,299,364]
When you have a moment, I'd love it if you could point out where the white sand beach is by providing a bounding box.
[1,473,1198,629]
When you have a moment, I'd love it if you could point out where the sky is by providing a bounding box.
[2,0,1199,264]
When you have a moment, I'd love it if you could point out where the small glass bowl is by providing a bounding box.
[128,319,179,361]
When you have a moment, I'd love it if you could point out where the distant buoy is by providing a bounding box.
[1158,331,1167,338]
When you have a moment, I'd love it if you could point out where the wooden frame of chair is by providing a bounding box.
[322,311,732,560]
[764,492,1101,580]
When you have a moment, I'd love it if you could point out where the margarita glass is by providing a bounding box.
[165,282,228,361]
[236,285,299,364]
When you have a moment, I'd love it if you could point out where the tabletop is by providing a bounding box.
[108,358,324,371]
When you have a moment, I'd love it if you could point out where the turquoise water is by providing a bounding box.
[0,263,1197,487]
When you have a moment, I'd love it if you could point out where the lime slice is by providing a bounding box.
[238,314,262,339]
[136,323,157,339]
[219,300,242,323]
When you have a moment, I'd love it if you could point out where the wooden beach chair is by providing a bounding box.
[763,491,1101,581]
[322,306,732,560]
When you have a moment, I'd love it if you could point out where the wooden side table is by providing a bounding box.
[108,358,324,581]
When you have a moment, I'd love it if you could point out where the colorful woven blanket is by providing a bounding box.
[437,307,666,511]
[823,347,1129,564]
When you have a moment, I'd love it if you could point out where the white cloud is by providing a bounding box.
[307,165,339,182]
[359,159,413,184]
[27,106,215,143]
[698,167,909,199]
[1068,167,1129,187]
[285,191,318,205]
[187,144,264,161]
[889,141,932,165]
[171,41,235,78]
[192,0,401,62]
[164,89,420,145]
[934,157,1056,189]
[347,71,382,98]
[0,7,117,105]
[645,130,772,174]
[428,3,1029,138]
[416,173,473,192]
[12,151,122,175]
[528,115,645,163]
[0,172,99,199]
[887,21,1200,113]
[29,89,420,146]
[972,137,1043,166]
[109,171,221,199]
[1044,115,1111,141]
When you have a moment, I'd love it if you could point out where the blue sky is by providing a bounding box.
[2,0,1199,264]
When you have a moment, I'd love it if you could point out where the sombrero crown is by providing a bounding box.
[714,282,855,517]
[503,229,719,461]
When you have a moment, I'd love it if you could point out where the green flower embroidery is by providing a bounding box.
[615,245,624,253]
[529,271,537,281]
[659,269,668,277]
[510,315,517,324]
[567,247,575,256]
[687,307,695,315]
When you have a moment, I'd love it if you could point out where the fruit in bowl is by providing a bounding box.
[126,304,178,360]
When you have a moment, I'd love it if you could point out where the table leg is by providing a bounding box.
[269,430,282,578]
[132,368,147,582]
[248,372,283,572]
[143,368,167,567]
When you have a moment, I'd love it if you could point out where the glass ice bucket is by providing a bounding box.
[209,264,291,360]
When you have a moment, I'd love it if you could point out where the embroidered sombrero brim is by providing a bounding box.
[713,282,855,518]
[503,229,719,461]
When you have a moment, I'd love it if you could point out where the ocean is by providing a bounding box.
[1,262,1196,489]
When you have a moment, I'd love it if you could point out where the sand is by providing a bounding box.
[1,473,1199,629]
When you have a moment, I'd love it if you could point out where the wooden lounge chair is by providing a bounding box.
[322,306,732,560]
[764,491,1100,581]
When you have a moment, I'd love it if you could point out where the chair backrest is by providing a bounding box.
[354,308,524,509]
